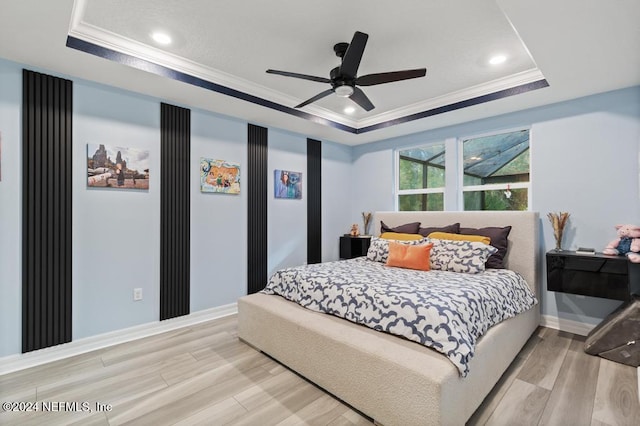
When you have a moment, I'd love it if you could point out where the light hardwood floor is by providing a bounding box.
[1,315,638,425]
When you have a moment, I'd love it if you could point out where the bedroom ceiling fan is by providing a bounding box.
[266,31,427,112]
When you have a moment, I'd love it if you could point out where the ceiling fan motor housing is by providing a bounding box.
[333,42,349,58]
[330,66,355,92]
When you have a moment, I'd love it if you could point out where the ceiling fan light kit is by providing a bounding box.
[334,84,354,98]
[266,31,427,112]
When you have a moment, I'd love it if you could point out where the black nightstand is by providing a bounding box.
[339,236,372,259]
[546,250,640,301]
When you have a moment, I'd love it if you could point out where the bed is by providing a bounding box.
[238,211,540,425]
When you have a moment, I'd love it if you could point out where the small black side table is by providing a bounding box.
[546,250,640,301]
[339,236,372,259]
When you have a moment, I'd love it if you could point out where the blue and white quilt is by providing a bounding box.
[262,257,537,376]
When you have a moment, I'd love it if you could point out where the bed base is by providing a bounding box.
[238,293,538,425]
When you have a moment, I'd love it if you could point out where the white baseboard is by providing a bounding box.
[540,315,596,336]
[0,302,237,376]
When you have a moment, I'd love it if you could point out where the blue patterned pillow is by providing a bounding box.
[430,239,498,274]
[367,236,429,263]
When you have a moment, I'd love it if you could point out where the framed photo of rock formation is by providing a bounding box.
[87,144,150,190]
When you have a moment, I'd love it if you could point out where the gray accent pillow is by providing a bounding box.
[380,221,421,234]
[418,223,461,237]
[460,226,512,269]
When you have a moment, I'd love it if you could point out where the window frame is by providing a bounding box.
[394,141,447,211]
[394,127,532,212]
[458,126,531,211]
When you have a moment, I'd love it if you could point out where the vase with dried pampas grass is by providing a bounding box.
[362,212,372,236]
[547,211,570,251]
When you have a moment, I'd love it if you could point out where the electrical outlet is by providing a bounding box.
[133,288,143,301]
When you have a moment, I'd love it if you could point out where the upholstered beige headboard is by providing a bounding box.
[373,211,540,295]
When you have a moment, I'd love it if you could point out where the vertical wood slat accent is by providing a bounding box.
[247,124,268,294]
[22,69,73,353]
[160,103,191,320]
[307,138,322,264]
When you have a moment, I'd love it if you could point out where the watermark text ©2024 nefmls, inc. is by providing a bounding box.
[2,400,113,413]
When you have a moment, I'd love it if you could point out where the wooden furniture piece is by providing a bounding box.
[339,235,371,259]
[238,211,540,426]
[546,251,640,301]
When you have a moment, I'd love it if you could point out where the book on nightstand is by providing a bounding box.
[575,247,596,255]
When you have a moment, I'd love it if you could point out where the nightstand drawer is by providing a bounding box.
[562,257,628,274]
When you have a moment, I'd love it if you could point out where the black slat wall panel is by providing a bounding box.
[247,124,268,294]
[22,69,73,353]
[160,103,191,320]
[307,138,322,264]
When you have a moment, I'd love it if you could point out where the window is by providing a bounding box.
[461,129,530,211]
[394,129,530,212]
[396,142,445,211]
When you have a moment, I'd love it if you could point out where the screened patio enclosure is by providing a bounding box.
[398,129,530,211]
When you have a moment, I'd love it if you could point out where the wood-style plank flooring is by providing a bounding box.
[1,315,638,425]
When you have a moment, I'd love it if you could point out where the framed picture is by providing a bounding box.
[87,144,149,190]
[200,158,240,194]
[274,169,302,199]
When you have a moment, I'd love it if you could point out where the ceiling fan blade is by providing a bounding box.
[295,88,334,108]
[356,68,427,86]
[349,87,374,111]
[266,69,331,84]
[339,31,368,79]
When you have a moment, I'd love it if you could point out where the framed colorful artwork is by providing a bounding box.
[200,158,240,194]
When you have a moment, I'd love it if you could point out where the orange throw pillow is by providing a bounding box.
[386,241,433,271]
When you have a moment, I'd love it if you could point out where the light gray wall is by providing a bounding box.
[267,129,308,276]
[351,87,640,326]
[321,141,353,260]
[73,82,162,339]
[531,103,640,323]
[0,60,22,356]
[190,110,248,312]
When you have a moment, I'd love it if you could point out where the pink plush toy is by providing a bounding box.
[602,224,640,263]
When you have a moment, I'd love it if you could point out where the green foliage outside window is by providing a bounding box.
[399,193,444,211]
[463,188,528,211]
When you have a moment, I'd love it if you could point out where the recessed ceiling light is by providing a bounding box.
[489,55,507,65]
[151,32,172,45]
[344,106,356,114]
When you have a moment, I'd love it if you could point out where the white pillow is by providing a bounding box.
[430,239,498,274]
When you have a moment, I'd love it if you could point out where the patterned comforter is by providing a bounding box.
[262,257,537,376]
